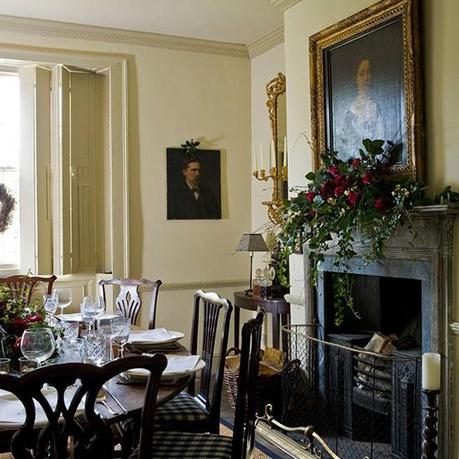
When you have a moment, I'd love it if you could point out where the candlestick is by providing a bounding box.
[422,353,441,391]
[270,139,276,169]
[422,389,440,459]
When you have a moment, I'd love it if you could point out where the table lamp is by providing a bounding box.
[236,233,268,293]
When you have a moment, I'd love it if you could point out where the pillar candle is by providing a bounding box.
[270,139,276,169]
[283,136,288,168]
[422,352,441,390]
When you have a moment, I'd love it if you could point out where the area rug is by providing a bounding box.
[220,418,284,459]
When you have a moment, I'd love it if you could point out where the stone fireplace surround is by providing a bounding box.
[302,205,459,458]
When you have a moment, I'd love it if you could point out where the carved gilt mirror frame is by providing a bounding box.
[264,72,286,224]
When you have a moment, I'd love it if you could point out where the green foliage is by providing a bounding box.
[181,138,200,158]
[277,139,426,326]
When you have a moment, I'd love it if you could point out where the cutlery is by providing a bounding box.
[102,384,128,414]
[96,391,117,415]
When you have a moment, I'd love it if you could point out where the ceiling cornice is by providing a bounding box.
[247,26,284,58]
[0,14,249,58]
[270,0,302,12]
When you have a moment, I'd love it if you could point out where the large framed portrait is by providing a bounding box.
[309,0,424,179]
[167,148,221,220]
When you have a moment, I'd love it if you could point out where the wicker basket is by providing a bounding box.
[224,347,283,416]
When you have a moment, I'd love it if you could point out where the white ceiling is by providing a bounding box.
[0,0,283,45]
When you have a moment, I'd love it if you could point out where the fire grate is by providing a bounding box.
[275,325,422,459]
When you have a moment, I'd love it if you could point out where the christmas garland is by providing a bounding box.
[0,184,16,234]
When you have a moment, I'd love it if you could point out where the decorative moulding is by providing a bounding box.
[0,14,249,58]
[269,0,302,12]
[247,26,284,58]
[283,293,304,307]
[145,279,247,292]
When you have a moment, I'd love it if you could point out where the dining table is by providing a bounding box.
[0,332,193,452]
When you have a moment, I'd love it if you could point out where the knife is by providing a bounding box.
[103,384,128,414]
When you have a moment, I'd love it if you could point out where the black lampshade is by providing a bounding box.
[236,233,268,252]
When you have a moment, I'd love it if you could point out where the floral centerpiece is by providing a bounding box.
[277,139,428,325]
[0,285,47,357]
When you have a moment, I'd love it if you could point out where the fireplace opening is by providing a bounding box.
[322,273,422,345]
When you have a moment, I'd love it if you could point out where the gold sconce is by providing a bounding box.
[253,72,287,225]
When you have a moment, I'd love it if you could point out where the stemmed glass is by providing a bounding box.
[110,315,131,358]
[80,296,105,334]
[42,294,57,326]
[20,328,56,367]
[54,288,73,318]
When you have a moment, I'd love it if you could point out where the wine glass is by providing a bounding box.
[97,315,114,361]
[81,296,105,333]
[20,328,56,366]
[110,315,131,358]
[43,294,57,326]
[54,288,73,318]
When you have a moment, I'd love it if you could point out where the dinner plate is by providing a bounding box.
[0,386,85,429]
[123,355,205,381]
[128,328,185,345]
[61,312,117,322]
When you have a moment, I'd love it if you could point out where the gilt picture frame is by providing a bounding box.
[309,0,424,180]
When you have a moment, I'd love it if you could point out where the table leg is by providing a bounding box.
[272,313,280,349]
[234,306,240,349]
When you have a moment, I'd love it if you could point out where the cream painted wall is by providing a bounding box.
[284,0,459,455]
[0,26,250,342]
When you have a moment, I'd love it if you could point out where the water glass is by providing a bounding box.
[110,315,131,358]
[84,333,105,365]
[20,328,56,365]
[43,294,57,326]
[19,356,38,374]
[97,316,114,361]
[54,288,73,317]
[60,338,84,363]
[0,358,10,374]
[81,296,105,332]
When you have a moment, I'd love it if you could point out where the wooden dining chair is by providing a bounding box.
[99,278,162,328]
[144,312,264,459]
[0,355,166,459]
[154,290,232,434]
[0,274,57,304]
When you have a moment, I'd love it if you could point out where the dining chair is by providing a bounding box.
[0,355,166,459]
[0,274,57,304]
[154,290,232,434]
[145,312,264,459]
[99,278,162,328]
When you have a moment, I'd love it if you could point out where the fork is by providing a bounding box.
[96,391,117,415]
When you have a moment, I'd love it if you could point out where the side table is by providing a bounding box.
[233,291,290,349]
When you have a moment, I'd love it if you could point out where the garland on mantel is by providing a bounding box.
[277,139,458,326]
[0,184,15,234]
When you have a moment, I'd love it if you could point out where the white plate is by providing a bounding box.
[124,355,205,381]
[128,329,185,345]
[0,386,85,429]
[61,312,117,322]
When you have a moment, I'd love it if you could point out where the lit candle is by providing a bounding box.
[422,352,441,391]
[270,139,276,169]
[259,144,264,171]
[283,136,288,168]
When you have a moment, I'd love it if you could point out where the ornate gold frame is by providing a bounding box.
[309,0,424,180]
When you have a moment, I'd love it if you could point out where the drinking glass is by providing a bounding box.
[110,315,131,358]
[54,288,73,318]
[43,294,57,326]
[20,328,56,366]
[80,296,105,333]
[97,315,114,361]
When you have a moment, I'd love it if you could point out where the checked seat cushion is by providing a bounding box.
[154,392,208,426]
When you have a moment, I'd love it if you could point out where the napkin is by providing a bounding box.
[0,386,85,429]
[128,328,176,344]
[163,355,201,375]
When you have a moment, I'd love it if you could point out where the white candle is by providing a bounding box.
[283,136,288,168]
[259,144,264,171]
[270,139,276,169]
[422,352,441,390]
[253,147,258,171]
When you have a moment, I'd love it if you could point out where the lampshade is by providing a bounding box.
[236,233,268,252]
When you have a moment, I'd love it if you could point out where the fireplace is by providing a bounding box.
[306,206,458,458]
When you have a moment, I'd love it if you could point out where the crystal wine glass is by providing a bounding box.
[54,288,73,318]
[43,294,57,326]
[110,315,131,358]
[81,296,105,333]
[20,328,56,366]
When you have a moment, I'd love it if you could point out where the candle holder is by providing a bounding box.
[422,389,440,459]
[253,165,288,225]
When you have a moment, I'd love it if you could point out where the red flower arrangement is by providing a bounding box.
[278,139,423,325]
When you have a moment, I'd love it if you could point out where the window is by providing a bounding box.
[0,72,20,270]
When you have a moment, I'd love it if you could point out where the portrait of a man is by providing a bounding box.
[167,148,221,220]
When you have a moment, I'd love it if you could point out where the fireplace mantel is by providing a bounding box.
[302,204,459,458]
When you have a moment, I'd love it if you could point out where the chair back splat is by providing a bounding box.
[232,312,264,459]
[189,290,232,432]
[0,275,57,304]
[99,278,162,328]
[0,355,166,459]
